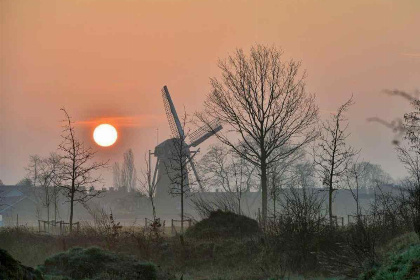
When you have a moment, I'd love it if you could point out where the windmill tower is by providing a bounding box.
[151,86,222,198]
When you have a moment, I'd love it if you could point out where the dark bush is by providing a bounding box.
[38,246,157,280]
[185,210,260,239]
[0,248,44,280]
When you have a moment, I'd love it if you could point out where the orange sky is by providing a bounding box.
[1,0,419,185]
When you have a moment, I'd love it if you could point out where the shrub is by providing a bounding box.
[38,246,157,280]
[185,210,260,239]
[0,248,44,280]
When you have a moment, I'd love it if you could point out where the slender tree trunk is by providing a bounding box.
[181,183,184,235]
[329,187,333,226]
[151,199,156,221]
[261,159,268,227]
[69,182,75,232]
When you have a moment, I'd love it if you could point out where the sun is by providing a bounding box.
[93,124,118,147]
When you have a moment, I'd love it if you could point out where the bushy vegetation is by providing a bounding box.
[186,210,260,239]
[0,248,44,280]
[38,247,157,280]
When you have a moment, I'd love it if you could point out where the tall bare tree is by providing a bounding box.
[164,114,195,235]
[138,152,158,221]
[198,45,318,225]
[121,149,137,192]
[345,159,367,217]
[26,155,42,187]
[112,162,123,190]
[58,108,108,231]
[313,97,357,226]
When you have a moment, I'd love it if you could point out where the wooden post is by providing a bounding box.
[16,214,18,228]
[38,220,41,233]
[188,219,191,228]
[171,219,174,235]
[77,222,80,233]
[145,218,147,228]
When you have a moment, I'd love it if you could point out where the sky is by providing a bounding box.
[1,0,419,186]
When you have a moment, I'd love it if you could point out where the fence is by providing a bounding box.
[347,213,399,227]
[38,220,80,235]
[170,219,193,236]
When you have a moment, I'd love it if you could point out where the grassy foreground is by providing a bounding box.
[0,211,419,280]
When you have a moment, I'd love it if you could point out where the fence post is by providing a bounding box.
[38,220,41,233]
[188,219,191,228]
[77,222,80,233]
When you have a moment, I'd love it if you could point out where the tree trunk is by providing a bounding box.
[69,182,75,232]
[329,187,333,226]
[181,184,184,235]
[261,160,268,227]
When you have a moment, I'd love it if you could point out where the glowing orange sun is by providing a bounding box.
[93,124,118,147]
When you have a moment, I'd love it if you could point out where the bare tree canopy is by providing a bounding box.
[58,108,108,231]
[198,45,318,224]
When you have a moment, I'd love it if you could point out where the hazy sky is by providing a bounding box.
[1,0,419,186]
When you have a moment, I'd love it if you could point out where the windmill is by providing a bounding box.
[151,85,222,198]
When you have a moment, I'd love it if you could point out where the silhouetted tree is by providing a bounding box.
[138,152,158,221]
[36,153,62,223]
[121,149,137,192]
[164,114,196,235]
[26,155,42,187]
[112,162,123,190]
[314,97,357,226]
[58,108,108,231]
[198,45,318,225]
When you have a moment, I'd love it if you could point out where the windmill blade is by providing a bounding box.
[189,118,223,147]
[187,153,203,190]
[151,158,159,187]
[161,86,185,138]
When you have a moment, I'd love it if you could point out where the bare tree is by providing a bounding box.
[199,144,257,215]
[268,147,305,218]
[121,149,137,192]
[396,145,420,234]
[164,114,196,235]
[26,155,42,187]
[58,108,108,231]
[36,153,62,223]
[198,45,318,225]
[138,152,158,221]
[112,162,123,190]
[346,159,366,217]
[313,97,358,226]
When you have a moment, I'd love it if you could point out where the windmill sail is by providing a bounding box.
[161,86,185,138]
[189,118,223,147]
